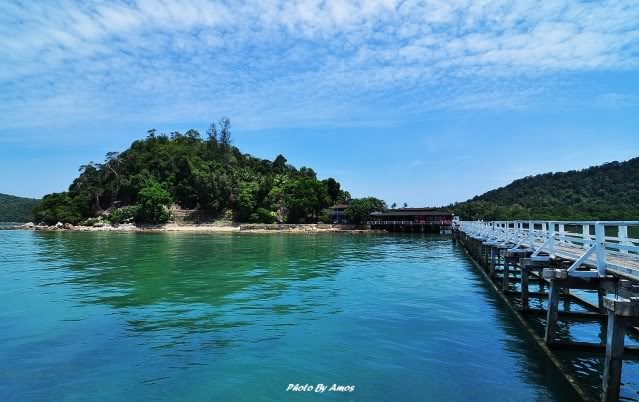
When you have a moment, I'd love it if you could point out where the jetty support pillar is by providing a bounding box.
[502,256,510,292]
[490,246,497,278]
[520,258,550,312]
[521,259,530,311]
[601,297,639,402]
[542,269,568,344]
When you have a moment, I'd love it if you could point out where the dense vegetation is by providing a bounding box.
[0,193,39,222]
[448,158,639,221]
[34,118,350,225]
[344,197,387,223]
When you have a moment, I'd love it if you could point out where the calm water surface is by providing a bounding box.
[1,231,580,401]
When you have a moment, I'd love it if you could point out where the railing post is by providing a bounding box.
[549,221,556,257]
[583,224,590,250]
[595,222,607,276]
[559,224,565,244]
[619,225,629,254]
[528,221,534,249]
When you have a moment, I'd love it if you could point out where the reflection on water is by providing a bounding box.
[1,231,580,401]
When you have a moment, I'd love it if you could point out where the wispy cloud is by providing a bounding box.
[1,0,638,131]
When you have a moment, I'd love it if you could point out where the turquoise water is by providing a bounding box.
[1,231,579,401]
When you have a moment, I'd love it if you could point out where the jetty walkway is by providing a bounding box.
[456,221,639,402]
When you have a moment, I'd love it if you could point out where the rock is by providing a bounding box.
[63,223,74,230]
[23,222,35,229]
[93,222,104,228]
[54,222,64,229]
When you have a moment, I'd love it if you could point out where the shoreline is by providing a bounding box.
[1,222,377,234]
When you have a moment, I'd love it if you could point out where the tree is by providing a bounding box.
[251,208,276,223]
[104,151,121,201]
[206,123,218,143]
[185,129,201,141]
[391,202,397,209]
[273,154,287,172]
[219,116,232,148]
[403,202,408,208]
[337,190,351,204]
[73,162,105,213]
[323,178,341,204]
[236,181,259,221]
[344,197,387,224]
[33,192,82,224]
[136,182,172,223]
[283,177,329,223]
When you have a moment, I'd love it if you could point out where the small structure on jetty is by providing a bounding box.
[455,220,639,402]
[328,200,352,224]
[368,208,454,233]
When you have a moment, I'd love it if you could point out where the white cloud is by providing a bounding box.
[0,0,638,131]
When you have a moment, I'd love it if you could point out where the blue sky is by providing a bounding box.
[1,1,638,206]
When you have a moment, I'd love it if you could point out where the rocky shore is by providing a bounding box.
[2,222,374,233]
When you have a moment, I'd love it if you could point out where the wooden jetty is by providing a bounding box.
[455,220,639,402]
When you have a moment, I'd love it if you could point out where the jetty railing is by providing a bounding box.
[456,221,639,401]
[459,221,639,279]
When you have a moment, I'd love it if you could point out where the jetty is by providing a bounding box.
[455,221,639,402]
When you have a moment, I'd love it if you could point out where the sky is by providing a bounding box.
[1,0,638,207]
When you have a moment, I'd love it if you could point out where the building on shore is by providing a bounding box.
[368,208,454,233]
[328,200,352,224]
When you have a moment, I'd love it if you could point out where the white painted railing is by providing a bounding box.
[459,221,639,278]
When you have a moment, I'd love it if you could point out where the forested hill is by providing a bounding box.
[0,193,39,222]
[34,118,350,225]
[449,157,639,221]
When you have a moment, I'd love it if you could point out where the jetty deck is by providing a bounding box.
[456,220,639,402]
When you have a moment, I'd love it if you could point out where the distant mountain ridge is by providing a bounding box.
[0,193,39,222]
[449,157,639,221]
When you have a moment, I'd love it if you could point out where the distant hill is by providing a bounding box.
[0,193,40,222]
[449,157,639,221]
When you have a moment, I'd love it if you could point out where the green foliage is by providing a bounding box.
[108,205,140,224]
[0,193,39,222]
[282,172,331,223]
[235,180,259,221]
[136,183,172,224]
[34,117,348,224]
[345,197,387,224]
[448,158,639,221]
[319,208,331,224]
[80,217,103,227]
[33,192,82,224]
[251,208,277,223]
